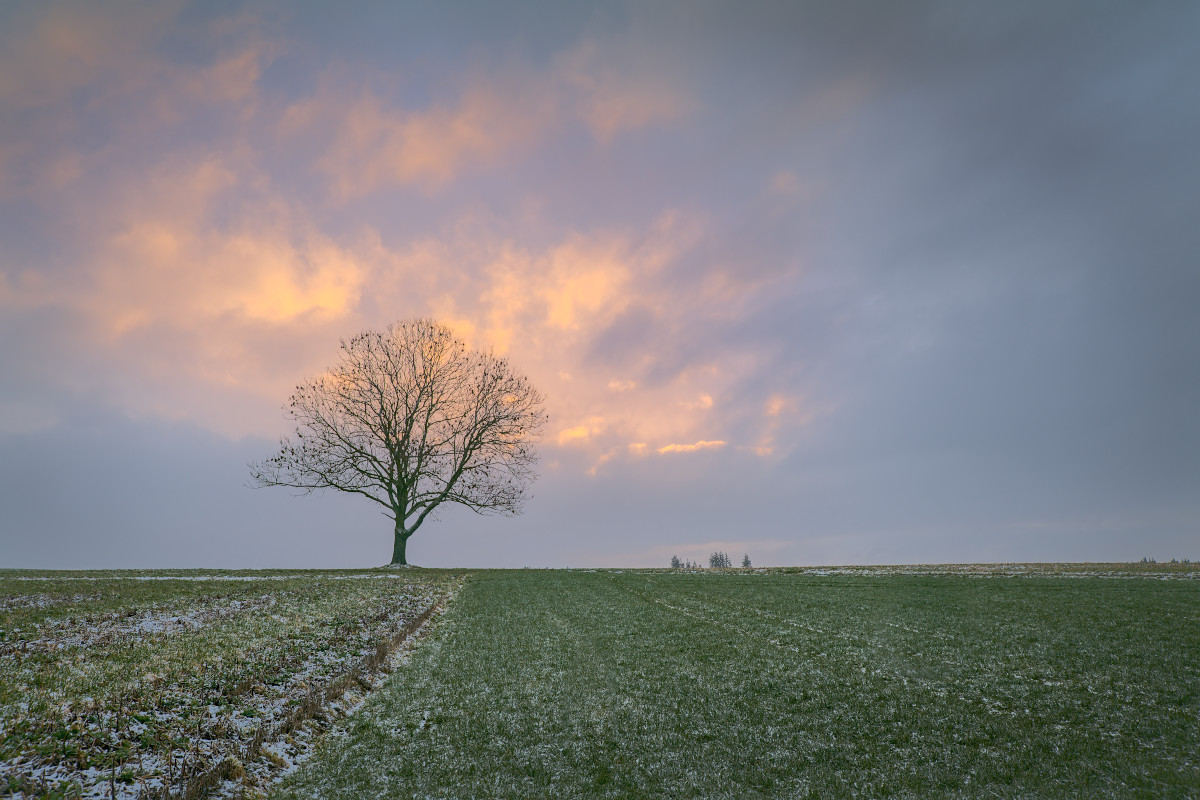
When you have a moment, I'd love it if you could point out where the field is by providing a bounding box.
[277,566,1200,799]
[4,565,1198,798]
[0,569,462,798]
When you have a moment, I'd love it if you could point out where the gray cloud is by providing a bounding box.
[2,1,1197,567]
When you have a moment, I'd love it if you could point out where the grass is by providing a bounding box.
[4,564,1196,798]
[276,567,1200,799]
[0,568,461,798]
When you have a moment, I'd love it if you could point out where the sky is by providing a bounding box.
[1,1,1197,569]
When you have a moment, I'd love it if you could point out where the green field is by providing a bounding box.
[278,568,1200,799]
[3,566,1198,798]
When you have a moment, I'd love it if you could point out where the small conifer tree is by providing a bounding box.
[670,554,682,569]
[709,551,732,568]
[742,553,751,568]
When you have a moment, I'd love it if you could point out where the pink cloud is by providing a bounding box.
[657,440,726,454]
[4,181,808,454]
[287,81,556,199]
[0,8,805,458]
[279,38,695,198]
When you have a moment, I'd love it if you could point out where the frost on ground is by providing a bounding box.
[656,562,1200,580]
[277,569,1200,800]
[0,569,462,799]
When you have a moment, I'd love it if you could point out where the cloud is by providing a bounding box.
[556,415,610,445]
[286,80,556,199]
[557,426,590,444]
[0,6,827,463]
[2,146,814,456]
[0,146,381,436]
[0,4,276,204]
[92,158,367,330]
[542,235,633,330]
[765,394,791,417]
[277,35,695,198]
[444,213,810,472]
[558,40,695,142]
[658,440,726,454]
[184,46,273,108]
[3,0,1196,568]
[0,5,169,108]
[15,167,788,447]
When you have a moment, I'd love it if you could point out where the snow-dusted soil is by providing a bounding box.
[0,569,462,799]
[662,561,1200,580]
[277,569,1200,799]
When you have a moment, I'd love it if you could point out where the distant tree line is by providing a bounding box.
[669,552,753,569]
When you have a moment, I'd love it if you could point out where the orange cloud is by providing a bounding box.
[4,123,781,452]
[104,225,365,329]
[765,394,791,417]
[285,78,555,199]
[658,440,726,454]
[557,426,592,444]
[411,225,644,353]
[479,243,541,354]
[88,155,366,332]
[556,417,607,445]
[0,6,817,458]
[219,234,365,323]
[0,145,383,437]
[367,216,768,472]
[278,39,695,199]
[543,236,632,330]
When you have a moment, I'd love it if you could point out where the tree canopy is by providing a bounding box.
[250,319,546,564]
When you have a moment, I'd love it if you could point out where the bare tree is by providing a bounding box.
[249,319,546,565]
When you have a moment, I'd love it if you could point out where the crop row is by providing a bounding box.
[0,570,462,799]
[277,569,1200,799]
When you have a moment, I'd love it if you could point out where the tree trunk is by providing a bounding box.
[391,519,411,565]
